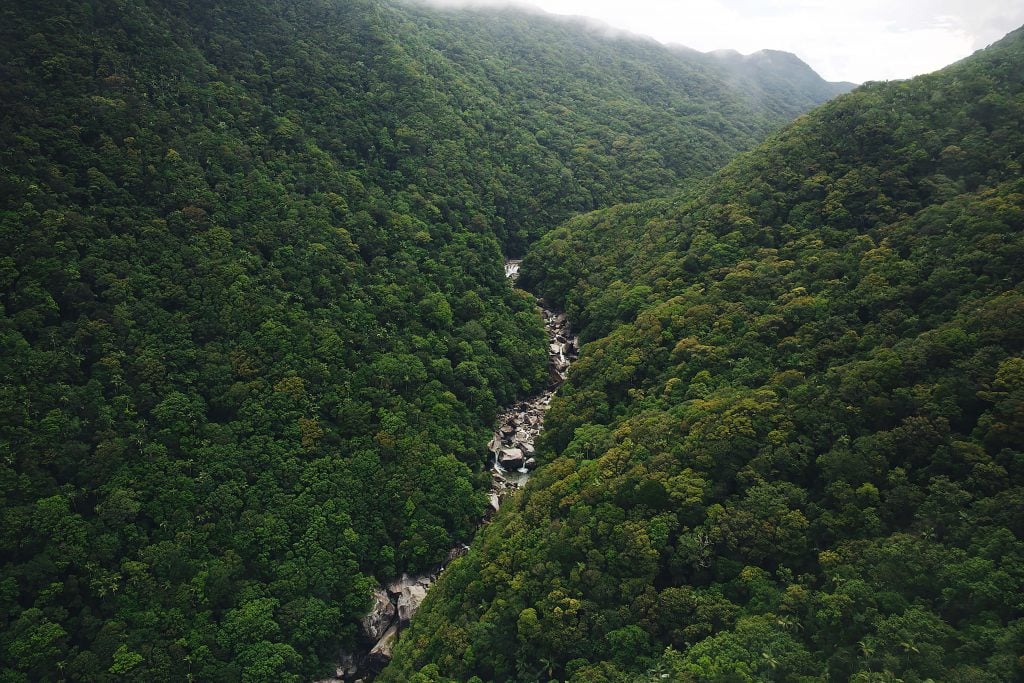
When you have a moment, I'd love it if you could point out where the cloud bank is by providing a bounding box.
[409,0,1024,82]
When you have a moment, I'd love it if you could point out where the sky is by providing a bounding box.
[422,0,1024,83]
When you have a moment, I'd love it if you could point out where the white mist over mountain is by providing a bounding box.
[414,0,1024,83]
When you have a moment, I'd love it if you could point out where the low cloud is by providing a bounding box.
[403,0,1024,82]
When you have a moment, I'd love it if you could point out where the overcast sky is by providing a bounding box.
[423,0,1024,83]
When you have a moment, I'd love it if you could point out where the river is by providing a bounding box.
[318,259,576,682]
[488,259,577,495]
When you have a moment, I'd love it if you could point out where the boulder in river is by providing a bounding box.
[524,457,538,470]
[499,447,524,470]
[368,624,399,666]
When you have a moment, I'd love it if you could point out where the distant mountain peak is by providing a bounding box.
[704,46,856,91]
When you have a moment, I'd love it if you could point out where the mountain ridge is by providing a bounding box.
[383,23,1024,682]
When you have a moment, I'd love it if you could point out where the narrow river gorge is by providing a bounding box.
[320,260,577,682]
[489,259,578,495]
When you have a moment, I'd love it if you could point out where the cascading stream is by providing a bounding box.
[486,259,578,504]
[320,259,576,682]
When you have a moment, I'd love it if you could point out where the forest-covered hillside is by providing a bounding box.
[0,0,847,680]
[383,27,1024,683]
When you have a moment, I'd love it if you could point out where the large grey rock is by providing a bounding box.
[386,574,433,626]
[368,624,399,666]
[396,583,428,625]
[499,447,524,470]
[360,589,395,643]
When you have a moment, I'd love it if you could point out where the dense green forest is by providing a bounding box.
[0,0,849,680]
[383,27,1024,683]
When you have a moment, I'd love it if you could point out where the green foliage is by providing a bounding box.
[386,26,1024,683]
[0,0,841,677]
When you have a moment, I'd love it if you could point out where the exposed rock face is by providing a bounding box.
[388,574,432,626]
[368,624,399,666]
[361,589,396,643]
[332,571,441,680]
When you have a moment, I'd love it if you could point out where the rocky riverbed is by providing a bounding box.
[488,302,577,493]
[490,259,577,489]
[317,259,575,682]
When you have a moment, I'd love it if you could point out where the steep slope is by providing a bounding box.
[384,27,1024,682]
[0,0,845,680]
